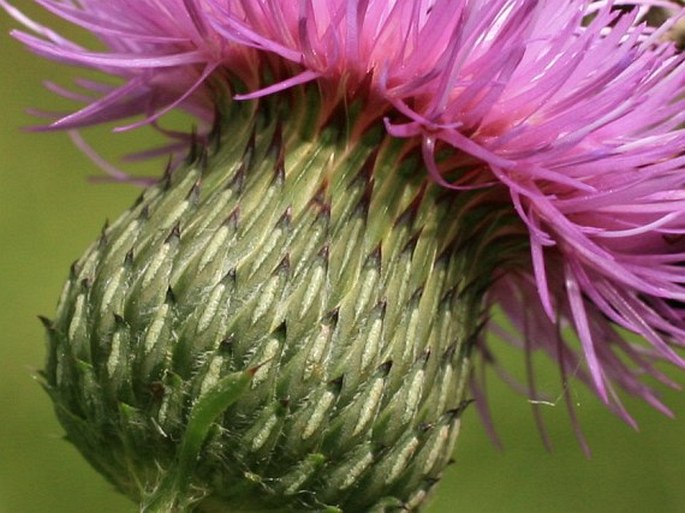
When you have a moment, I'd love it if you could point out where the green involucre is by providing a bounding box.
[42,89,523,512]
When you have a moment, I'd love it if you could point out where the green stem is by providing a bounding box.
[141,489,182,513]
[141,368,255,512]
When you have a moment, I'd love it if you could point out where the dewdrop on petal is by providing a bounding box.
[6,1,685,512]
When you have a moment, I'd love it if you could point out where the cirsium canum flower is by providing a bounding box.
[5,0,685,511]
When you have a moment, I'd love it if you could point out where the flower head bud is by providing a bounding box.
[43,92,521,511]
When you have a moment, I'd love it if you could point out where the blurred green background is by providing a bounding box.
[3,4,685,513]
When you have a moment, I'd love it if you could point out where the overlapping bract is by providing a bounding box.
[6,0,685,432]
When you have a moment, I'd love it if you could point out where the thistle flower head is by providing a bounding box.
[6,0,685,504]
